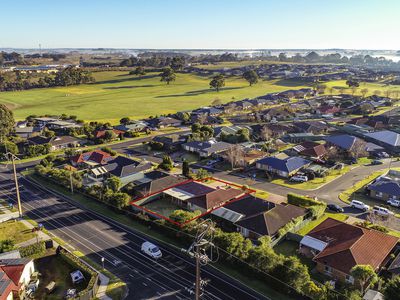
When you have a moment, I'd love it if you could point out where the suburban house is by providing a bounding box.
[314,105,341,116]
[256,156,311,178]
[133,175,188,198]
[299,218,398,285]
[27,135,81,151]
[367,171,400,201]
[70,150,113,168]
[293,121,330,134]
[213,196,306,239]
[182,140,232,158]
[0,258,35,300]
[146,117,182,129]
[292,141,327,159]
[14,126,41,139]
[153,134,187,151]
[88,156,153,185]
[214,126,253,139]
[364,130,400,153]
[133,179,245,214]
[192,107,223,116]
[94,129,125,139]
[114,121,148,133]
[47,120,82,131]
[32,117,59,128]
[325,134,363,152]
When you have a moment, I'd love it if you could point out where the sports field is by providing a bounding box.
[0,71,308,123]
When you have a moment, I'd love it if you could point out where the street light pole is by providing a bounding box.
[9,153,23,218]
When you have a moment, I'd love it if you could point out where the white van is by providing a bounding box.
[387,199,400,208]
[372,206,393,217]
[350,200,370,211]
[141,241,162,259]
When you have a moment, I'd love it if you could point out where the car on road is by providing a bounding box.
[141,241,162,259]
[289,175,308,182]
[387,199,400,207]
[371,159,383,165]
[373,206,393,217]
[350,200,370,211]
[327,204,344,213]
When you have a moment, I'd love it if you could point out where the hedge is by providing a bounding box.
[20,241,46,257]
[287,193,322,207]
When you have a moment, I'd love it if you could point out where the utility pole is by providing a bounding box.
[184,219,216,299]
[6,153,23,218]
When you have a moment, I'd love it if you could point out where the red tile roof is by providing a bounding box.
[308,218,398,274]
[71,150,112,165]
[95,129,124,139]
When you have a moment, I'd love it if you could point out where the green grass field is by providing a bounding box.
[0,71,308,123]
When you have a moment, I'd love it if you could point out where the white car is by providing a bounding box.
[350,200,370,211]
[387,199,400,207]
[141,241,162,259]
[372,206,393,217]
[289,175,308,182]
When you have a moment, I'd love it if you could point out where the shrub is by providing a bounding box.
[287,193,322,207]
[20,241,46,257]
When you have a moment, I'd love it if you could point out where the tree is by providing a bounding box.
[225,145,245,170]
[260,126,273,142]
[0,104,15,139]
[182,160,190,177]
[209,74,225,92]
[384,276,400,300]
[351,86,358,95]
[108,192,130,209]
[195,168,209,180]
[346,79,360,87]
[242,70,259,86]
[360,88,369,98]
[159,155,174,171]
[159,67,176,85]
[105,176,122,192]
[130,66,146,76]
[0,141,18,155]
[170,56,185,71]
[0,239,14,253]
[385,90,393,98]
[120,117,131,125]
[350,264,377,294]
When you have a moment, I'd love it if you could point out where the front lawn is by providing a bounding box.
[34,253,90,300]
[271,166,350,190]
[296,213,349,236]
[0,220,35,244]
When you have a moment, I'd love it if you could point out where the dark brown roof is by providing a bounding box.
[175,181,215,197]
[134,175,187,197]
[188,188,243,210]
[235,203,306,236]
[298,141,327,158]
[308,218,398,274]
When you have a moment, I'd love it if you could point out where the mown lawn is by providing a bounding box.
[296,213,348,236]
[0,220,35,244]
[0,71,308,123]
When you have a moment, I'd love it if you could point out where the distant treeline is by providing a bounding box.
[0,67,95,92]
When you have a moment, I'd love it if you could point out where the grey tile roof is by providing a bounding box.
[257,156,311,173]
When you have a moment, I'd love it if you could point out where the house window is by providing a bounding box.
[376,192,383,198]
[345,275,354,284]
[324,265,332,275]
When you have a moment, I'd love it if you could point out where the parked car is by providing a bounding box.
[373,206,393,217]
[350,200,370,211]
[371,159,383,165]
[141,241,162,259]
[327,204,344,213]
[289,175,308,182]
[387,199,400,207]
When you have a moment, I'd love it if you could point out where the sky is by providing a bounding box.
[1,0,400,50]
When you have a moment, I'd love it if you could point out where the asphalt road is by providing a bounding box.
[0,166,269,300]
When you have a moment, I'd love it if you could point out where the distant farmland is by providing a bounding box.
[0,71,308,123]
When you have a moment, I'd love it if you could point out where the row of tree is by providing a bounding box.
[0,67,95,92]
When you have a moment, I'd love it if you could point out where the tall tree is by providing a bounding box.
[105,176,122,192]
[384,276,400,300]
[159,67,176,85]
[350,265,377,294]
[0,104,15,139]
[360,88,369,98]
[209,74,225,92]
[170,56,185,71]
[242,70,259,86]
